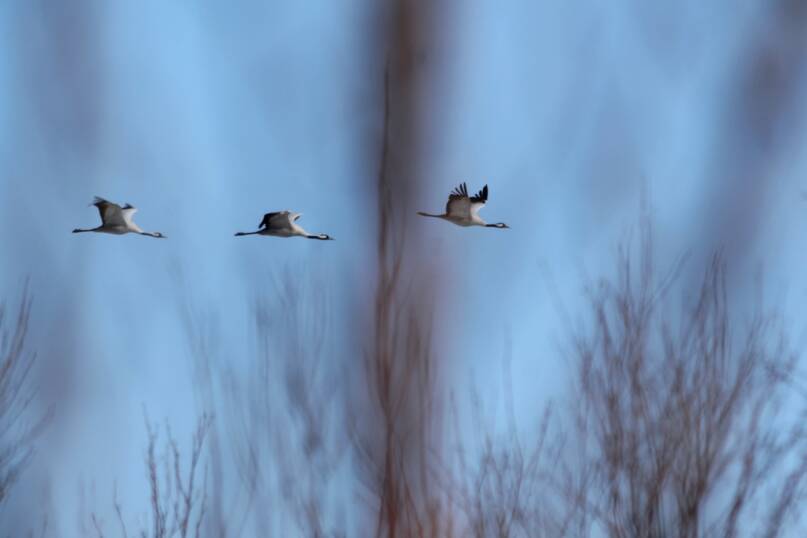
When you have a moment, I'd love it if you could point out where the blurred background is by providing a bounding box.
[2,1,807,536]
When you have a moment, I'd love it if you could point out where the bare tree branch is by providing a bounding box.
[0,283,49,505]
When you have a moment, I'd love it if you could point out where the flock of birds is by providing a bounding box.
[72,183,510,240]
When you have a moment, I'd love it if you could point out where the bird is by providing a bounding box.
[72,197,166,238]
[417,183,509,228]
[234,211,333,240]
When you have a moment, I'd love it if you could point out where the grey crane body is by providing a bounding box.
[418,183,509,229]
[72,197,166,238]
[235,210,333,240]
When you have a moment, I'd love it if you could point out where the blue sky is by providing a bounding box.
[2,0,807,535]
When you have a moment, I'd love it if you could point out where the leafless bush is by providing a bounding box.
[91,413,212,538]
[176,278,230,538]
[432,215,807,538]
[0,284,49,505]
[558,221,807,537]
[220,269,346,537]
[442,385,560,538]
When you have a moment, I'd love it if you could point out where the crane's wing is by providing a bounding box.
[93,197,126,226]
[445,183,472,218]
[121,205,138,227]
[261,211,294,230]
[259,211,282,229]
[469,184,488,217]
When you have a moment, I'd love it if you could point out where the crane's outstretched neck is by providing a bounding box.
[72,228,95,233]
[235,231,260,237]
[306,233,333,240]
[417,211,443,218]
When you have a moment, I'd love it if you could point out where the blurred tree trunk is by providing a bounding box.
[351,1,447,536]
[694,1,807,270]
